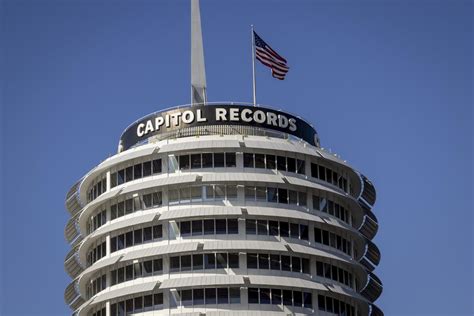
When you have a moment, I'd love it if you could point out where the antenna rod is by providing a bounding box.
[191,0,207,106]
[251,25,257,106]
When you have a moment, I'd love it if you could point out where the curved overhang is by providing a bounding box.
[361,272,383,302]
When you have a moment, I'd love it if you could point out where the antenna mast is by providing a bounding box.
[191,0,207,106]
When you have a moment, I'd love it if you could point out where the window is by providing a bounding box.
[181,255,191,271]
[269,221,279,236]
[244,153,254,168]
[227,219,238,234]
[266,155,276,169]
[125,166,133,182]
[260,288,271,304]
[255,154,265,168]
[193,254,203,270]
[267,187,277,203]
[287,157,296,173]
[226,185,237,199]
[318,295,326,311]
[202,153,213,168]
[170,256,180,272]
[281,255,291,271]
[293,291,303,307]
[143,227,152,242]
[205,288,216,304]
[194,288,204,305]
[290,223,299,239]
[117,169,125,185]
[296,159,305,174]
[278,188,288,204]
[228,253,239,268]
[270,254,280,270]
[153,225,162,239]
[247,253,258,269]
[214,153,224,167]
[217,288,228,304]
[204,220,214,235]
[292,257,301,272]
[272,289,282,305]
[152,159,161,174]
[257,220,268,235]
[191,154,201,169]
[280,222,289,237]
[248,288,259,304]
[229,287,240,304]
[179,155,190,170]
[205,253,215,269]
[134,230,142,245]
[225,152,236,167]
[153,259,163,273]
[192,220,202,235]
[216,253,227,269]
[256,186,266,201]
[143,161,152,177]
[181,221,191,236]
[259,254,269,269]
[134,164,142,179]
[246,219,256,235]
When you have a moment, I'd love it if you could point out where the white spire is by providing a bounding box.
[191,0,207,106]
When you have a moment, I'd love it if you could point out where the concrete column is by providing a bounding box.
[106,171,111,191]
[105,300,111,316]
[106,235,111,256]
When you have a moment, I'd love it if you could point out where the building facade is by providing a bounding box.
[64,103,383,316]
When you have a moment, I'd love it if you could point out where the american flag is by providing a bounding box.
[254,31,289,80]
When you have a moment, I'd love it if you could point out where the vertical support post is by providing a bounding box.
[251,25,257,106]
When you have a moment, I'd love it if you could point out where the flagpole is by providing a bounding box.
[251,25,257,106]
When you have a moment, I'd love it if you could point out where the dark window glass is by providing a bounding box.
[314,228,322,243]
[259,254,270,270]
[333,298,340,313]
[125,166,133,182]
[270,254,280,270]
[134,164,142,179]
[180,221,191,236]
[194,288,204,305]
[324,263,331,279]
[281,255,291,271]
[111,237,117,252]
[143,227,152,242]
[302,258,310,274]
[287,157,296,172]
[117,201,124,217]
[318,295,326,311]
[332,266,338,281]
[125,199,133,214]
[143,161,152,177]
[225,152,236,167]
[153,225,162,239]
[117,234,125,250]
[300,224,309,240]
[117,267,124,283]
[143,194,152,208]
[170,256,180,272]
[205,288,216,304]
[246,219,256,235]
[338,267,344,283]
[125,232,133,247]
[280,222,289,237]
[134,297,143,311]
[204,219,214,235]
[144,295,153,308]
[154,293,163,305]
[302,292,312,308]
[256,186,266,201]
[299,192,307,206]
[267,187,277,203]
[316,261,324,276]
[326,296,333,313]
[111,173,117,188]
[134,229,142,245]
[247,253,258,269]
[257,220,268,235]
[228,253,239,268]
[248,288,259,304]
[216,253,227,269]
[292,257,301,272]
[243,153,254,168]
[271,288,282,305]
[202,153,213,168]
[322,230,329,245]
[152,192,162,206]
[215,219,227,234]
[296,159,305,174]
[255,154,265,168]
[290,223,299,239]
[283,289,293,306]
[278,188,288,203]
[214,153,224,167]
[125,265,133,281]
[294,291,303,307]
[179,155,190,170]
[181,255,191,271]
[191,154,201,169]
[192,220,203,235]
[193,254,203,270]
[117,169,125,185]
[111,204,117,220]
[227,219,239,234]
[154,159,163,174]
[204,253,215,269]
[277,156,286,171]
[319,165,326,181]
[266,155,276,169]
[229,287,240,304]
[269,221,279,236]
[217,288,229,304]
[260,288,271,304]
[126,299,133,312]
[153,259,163,273]
[289,190,298,205]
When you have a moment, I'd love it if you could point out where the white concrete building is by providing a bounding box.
[64,103,383,316]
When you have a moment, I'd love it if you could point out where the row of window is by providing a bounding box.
[169,184,237,204]
[110,225,163,253]
[311,162,349,193]
[243,153,305,174]
[110,259,163,287]
[244,186,307,207]
[313,195,350,224]
[247,253,310,274]
[314,227,353,256]
[246,219,309,241]
[178,219,239,236]
[110,158,162,188]
[316,261,354,289]
[175,152,236,170]
[87,209,107,234]
[87,241,106,266]
[109,293,163,316]
[87,274,106,298]
[178,287,241,306]
[318,294,356,315]
[110,192,162,222]
[248,288,312,308]
[87,177,106,203]
[170,253,239,272]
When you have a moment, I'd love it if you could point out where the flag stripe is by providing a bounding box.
[254,31,289,80]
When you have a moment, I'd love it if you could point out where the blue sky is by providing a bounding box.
[1,0,472,315]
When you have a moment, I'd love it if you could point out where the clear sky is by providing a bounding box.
[1,0,472,315]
